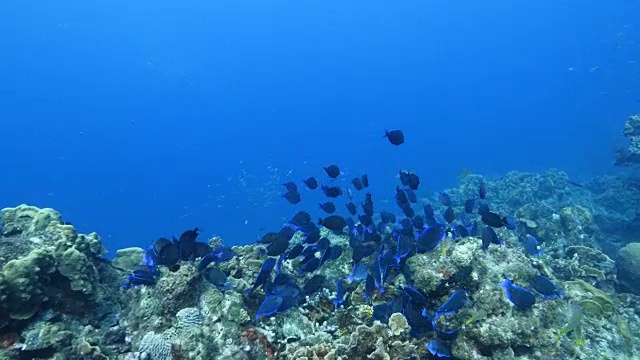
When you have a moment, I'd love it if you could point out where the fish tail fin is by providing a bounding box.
[500,276,511,288]
[383,130,389,138]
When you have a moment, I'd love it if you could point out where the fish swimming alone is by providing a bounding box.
[384,129,405,145]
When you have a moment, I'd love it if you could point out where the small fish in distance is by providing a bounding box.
[321,185,342,198]
[283,190,301,204]
[384,129,404,145]
[324,165,341,178]
[361,174,369,188]
[282,182,297,192]
[439,192,452,206]
[479,180,487,199]
[319,202,336,214]
[345,202,357,216]
[352,177,363,190]
[303,177,318,189]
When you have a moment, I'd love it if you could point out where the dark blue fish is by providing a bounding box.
[529,275,564,299]
[303,229,321,244]
[246,257,277,296]
[502,216,517,230]
[424,203,435,218]
[211,245,236,263]
[347,262,369,283]
[178,227,199,245]
[364,274,376,301]
[396,187,409,204]
[362,194,374,216]
[319,215,346,232]
[373,301,395,323]
[359,214,373,227]
[501,276,536,309]
[381,211,397,224]
[319,202,337,214]
[282,182,297,192]
[400,285,428,308]
[286,244,304,259]
[417,226,442,252]
[298,257,321,274]
[283,190,301,204]
[408,173,420,190]
[277,295,299,313]
[275,252,286,274]
[202,267,230,289]
[403,302,432,336]
[258,232,279,244]
[303,274,325,295]
[122,267,157,289]
[196,246,235,272]
[479,180,487,199]
[444,207,455,224]
[394,234,413,264]
[321,185,342,198]
[256,295,283,319]
[400,204,415,218]
[439,192,452,206]
[454,224,470,238]
[477,201,490,215]
[427,339,452,358]
[272,273,295,287]
[523,235,543,256]
[266,235,290,257]
[384,129,404,145]
[399,170,411,186]
[333,280,347,308]
[481,211,504,228]
[412,215,425,230]
[481,226,501,250]
[324,164,341,178]
[278,225,296,241]
[193,242,213,258]
[149,238,180,266]
[290,211,312,228]
[352,177,364,191]
[400,218,413,230]
[326,245,343,262]
[303,177,318,190]
[405,189,417,204]
[361,174,369,188]
[371,243,394,293]
[268,282,300,298]
[464,199,475,213]
[435,289,469,318]
[346,202,357,216]
[352,243,376,262]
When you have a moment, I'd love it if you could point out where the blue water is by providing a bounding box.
[1,1,638,253]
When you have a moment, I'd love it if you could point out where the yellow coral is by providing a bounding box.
[359,305,374,320]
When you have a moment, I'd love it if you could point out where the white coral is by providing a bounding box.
[138,331,171,360]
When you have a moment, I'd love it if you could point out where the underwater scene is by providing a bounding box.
[2,1,640,360]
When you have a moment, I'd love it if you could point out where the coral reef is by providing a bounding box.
[615,114,640,166]
[617,243,640,295]
[2,161,640,360]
